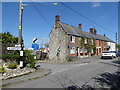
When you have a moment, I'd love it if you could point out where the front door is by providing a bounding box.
[97,48,98,55]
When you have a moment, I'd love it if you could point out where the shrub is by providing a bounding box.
[24,51,36,68]
[0,67,5,73]
[7,64,17,69]
[2,54,20,62]
[67,59,74,62]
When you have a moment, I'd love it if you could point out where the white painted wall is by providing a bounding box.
[108,42,116,51]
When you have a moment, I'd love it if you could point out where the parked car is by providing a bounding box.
[101,51,116,59]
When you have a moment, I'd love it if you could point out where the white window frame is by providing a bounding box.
[91,48,93,53]
[84,38,87,44]
[91,39,94,45]
[84,48,87,53]
[70,36,75,43]
[70,47,75,54]
[80,47,83,53]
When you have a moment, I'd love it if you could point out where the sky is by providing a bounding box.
[2,1,118,48]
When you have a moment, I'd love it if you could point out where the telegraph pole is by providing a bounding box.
[18,0,24,69]
[18,0,23,44]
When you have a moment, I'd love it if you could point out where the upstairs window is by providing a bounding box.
[84,38,87,44]
[99,40,101,46]
[91,39,94,45]
[70,36,75,43]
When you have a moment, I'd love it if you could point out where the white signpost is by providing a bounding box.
[7,45,34,69]
[7,47,34,51]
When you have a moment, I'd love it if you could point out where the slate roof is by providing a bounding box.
[59,22,114,42]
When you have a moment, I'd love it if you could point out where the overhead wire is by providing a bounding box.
[57,1,116,34]
[31,2,53,27]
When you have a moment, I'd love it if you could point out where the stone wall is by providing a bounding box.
[49,26,67,61]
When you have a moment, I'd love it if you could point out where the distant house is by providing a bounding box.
[49,15,115,61]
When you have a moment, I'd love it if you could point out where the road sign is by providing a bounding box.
[15,44,21,47]
[7,47,21,50]
[33,38,38,44]
[7,47,33,51]
[32,44,39,50]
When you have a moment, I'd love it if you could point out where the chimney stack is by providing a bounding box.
[55,15,60,29]
[93,28,97,35]
[78,24,82,29]
[90,28,93,34]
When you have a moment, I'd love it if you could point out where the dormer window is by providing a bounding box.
[70,35,75,43]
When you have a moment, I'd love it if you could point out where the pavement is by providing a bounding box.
[1,56,118,88]
[1,68,51,87]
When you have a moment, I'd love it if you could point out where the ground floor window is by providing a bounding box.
[70,47,75,54]
[91,48,93,53]
[80,47,82,53]
[84,48,87,53]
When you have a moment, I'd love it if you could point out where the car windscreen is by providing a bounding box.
[110,51,116,53]
[102,51,110,53]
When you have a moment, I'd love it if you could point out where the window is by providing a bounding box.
[99,40,101,46]
[84,48,87,53]
[84,38,87,44]
[104,42,106,46]
[70,47,75,54]
[70,36,75,43]
[91,48,93,53]
[80,47,82,53]
[91,39,94,45]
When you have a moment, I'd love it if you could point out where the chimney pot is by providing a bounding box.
[78,24,82,29]
[55,15,60,21]
[55,15,60,29]
[90,28,93,33]
[93,28,97,35]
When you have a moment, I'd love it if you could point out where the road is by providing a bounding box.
[4,56,119,88]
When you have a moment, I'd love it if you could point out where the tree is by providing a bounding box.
[1,32,18,43]
[116,44,120,51]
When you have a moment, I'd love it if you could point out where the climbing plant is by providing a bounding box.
[80,37,85,48]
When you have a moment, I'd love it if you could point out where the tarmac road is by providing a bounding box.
[4,56,119,88]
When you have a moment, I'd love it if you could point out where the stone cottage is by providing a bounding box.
[49,15,115,61]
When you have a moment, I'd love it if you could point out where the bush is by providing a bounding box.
[0,67,5,73]
[24,51,36,68]
[7,64,17,69]
[2,54,20,62]
[67,59,74,62]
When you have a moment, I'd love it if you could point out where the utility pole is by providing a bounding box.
[18,0,24,69]
[18,0,23,44]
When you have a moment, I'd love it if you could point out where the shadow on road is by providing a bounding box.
[99,59,120,67]
[93,71,120,90]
